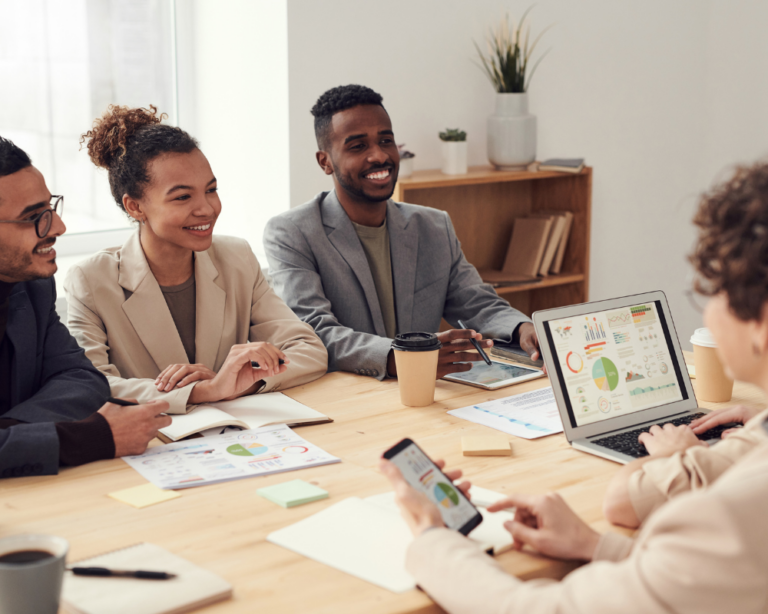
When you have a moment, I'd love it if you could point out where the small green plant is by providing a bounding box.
[474,6,552,93]
[439,129,467,142]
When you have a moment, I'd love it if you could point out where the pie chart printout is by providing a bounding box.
[592,357,619,392]
[227,442,270,457]
[434,482,460,509]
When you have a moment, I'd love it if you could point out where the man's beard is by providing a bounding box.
[0,241,56,282]
[334,166,397,204]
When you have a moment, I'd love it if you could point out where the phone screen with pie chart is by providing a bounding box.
[383,438,483,536]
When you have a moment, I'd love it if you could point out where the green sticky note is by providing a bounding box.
[257,479,329,508]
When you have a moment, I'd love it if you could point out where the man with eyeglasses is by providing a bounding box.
[0,136,171,477]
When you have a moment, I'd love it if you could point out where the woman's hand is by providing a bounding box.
[379,457,471,537]
[155,363,216,392]
[638,423,706,457]
[487,492,600,561]
[189,342,289,404]
[690,405,760,437]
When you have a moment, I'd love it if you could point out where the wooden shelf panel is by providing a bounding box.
[492,273,585,296]
[396,165,590,191]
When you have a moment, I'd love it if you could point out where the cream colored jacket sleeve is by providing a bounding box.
[406,443,768,614]
[628,407,768,521]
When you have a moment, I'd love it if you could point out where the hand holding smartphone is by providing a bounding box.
[382,438,482,535]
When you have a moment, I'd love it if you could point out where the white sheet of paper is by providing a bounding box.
[123,424,340,489]
[448,386,563,439]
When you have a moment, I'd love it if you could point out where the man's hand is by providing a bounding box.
[487,492,601,561]
[189,342,289,404]
[436,329,492,379]
[98,399,172,457]
[379,457,471,537]
[516,322,541,361]
[690,405,760,438]
[638,423,706,457]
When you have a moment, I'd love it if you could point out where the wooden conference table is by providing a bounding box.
[1,354,766,614]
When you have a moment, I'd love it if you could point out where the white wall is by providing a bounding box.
[287,0,768,349]
[178,0,289,261]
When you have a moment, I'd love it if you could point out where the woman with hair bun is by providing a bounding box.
[65,105,327,413]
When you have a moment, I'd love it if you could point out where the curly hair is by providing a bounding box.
[310,84,385,150]
[80,105,198,213]
[0,136,31,178]
[690,161,768,321]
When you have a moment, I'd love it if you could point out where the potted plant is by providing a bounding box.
[474,8,551,170]
[398,144,415,178]
[439,128,467,175]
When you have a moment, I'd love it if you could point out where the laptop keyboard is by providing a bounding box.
[591,413,743,459]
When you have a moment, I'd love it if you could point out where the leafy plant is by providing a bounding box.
[474,6,552,93]
[398,144,415,159]
[439,129,467,142]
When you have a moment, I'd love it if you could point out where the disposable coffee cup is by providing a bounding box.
[691,327,733,403]
[0,534,69,614]
[392,332,442,407]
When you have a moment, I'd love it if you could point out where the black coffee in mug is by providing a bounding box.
[0,550,54,565]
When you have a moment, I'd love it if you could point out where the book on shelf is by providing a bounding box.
[550,211,574,274]
[157,392,331,443]
[479,216,552,285]
[539,158,585,173]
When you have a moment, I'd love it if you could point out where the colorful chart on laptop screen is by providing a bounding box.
[592,357,619,391]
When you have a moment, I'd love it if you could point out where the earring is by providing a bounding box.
[141,218,146,226]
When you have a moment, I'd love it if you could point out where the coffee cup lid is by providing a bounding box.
[392,332,442,352]
[690,327,717,348]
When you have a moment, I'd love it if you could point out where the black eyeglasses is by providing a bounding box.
[0,195,64,238]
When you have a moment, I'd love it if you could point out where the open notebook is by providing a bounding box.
[158,392,331,442]
[62,543,232,614]
[267,486,514,593]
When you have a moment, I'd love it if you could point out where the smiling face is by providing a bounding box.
[123,148,221,253]
[0,166,66,283]
[318,104,400,204]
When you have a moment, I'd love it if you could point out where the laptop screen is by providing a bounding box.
[542,300,689,428]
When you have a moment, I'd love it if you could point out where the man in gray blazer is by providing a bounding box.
[0,136,171,476]
[265,85,541,380]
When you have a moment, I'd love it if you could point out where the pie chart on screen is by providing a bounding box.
[592,357,619,392]
[433,482,460,509]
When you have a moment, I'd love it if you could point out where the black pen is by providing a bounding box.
[107,397,139,406]
[251,358,286,369]
[69,566,176,580]
[457,320,492,365]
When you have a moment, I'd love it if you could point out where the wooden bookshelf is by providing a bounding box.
[393,165,592,318]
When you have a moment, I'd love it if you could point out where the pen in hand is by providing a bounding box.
[68,566,177,580]
[107,397,139,406]
[251,358,286,369]
[457,320,492,365]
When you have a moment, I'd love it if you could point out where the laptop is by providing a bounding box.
[533,291,734,464]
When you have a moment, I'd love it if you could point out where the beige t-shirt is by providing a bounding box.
[159,275,197,364]
[352,218,397,339]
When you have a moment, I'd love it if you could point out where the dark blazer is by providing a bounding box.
[0,278,109,477]
[264,190,530,379]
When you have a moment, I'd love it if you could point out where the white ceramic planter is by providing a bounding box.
[399,157,414,178]
[487,92,536,170]
[441,141,467,175]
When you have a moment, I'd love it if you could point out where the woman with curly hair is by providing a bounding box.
[378,162,768,613]
[602,162,768,528]
[65,105,327,413]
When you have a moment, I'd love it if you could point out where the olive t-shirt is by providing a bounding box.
[351,218,397,339]
[159,275,197,364]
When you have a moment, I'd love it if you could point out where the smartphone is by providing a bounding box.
[383,438,483,536]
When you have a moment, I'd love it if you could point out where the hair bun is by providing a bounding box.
[81,105,168,169]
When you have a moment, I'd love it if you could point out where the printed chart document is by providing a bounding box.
[448,386,563,439]
[123,425,340,489]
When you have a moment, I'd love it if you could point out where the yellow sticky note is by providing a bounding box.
[108,483,181,509]
[462,436,512,456]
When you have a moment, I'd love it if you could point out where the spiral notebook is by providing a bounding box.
[62,543,232,614]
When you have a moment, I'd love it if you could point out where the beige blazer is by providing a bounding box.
[64,232,327,414]
[407,429,768,614]
[628,408,768,522]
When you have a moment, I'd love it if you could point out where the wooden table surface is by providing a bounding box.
[2,355,766,614]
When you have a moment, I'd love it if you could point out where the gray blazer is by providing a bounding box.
[264,190,530,380]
